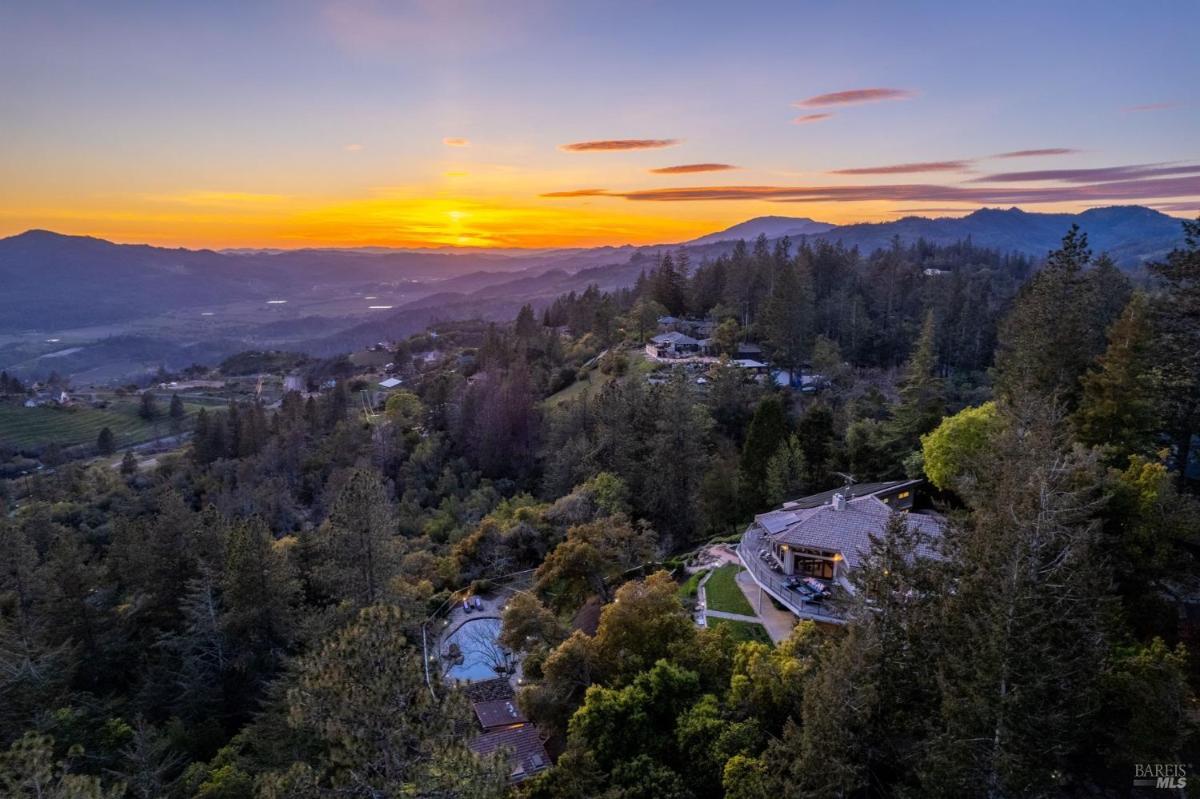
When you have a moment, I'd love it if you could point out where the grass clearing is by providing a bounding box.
[708,617,773,645]
[0,401,200,450]
[543,368,614,408]
[704,563,755,615]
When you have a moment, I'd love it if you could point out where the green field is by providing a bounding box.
[703,564,756,615]
[708,617,773,645]
[543,368,615,408]
[0,401,198,451]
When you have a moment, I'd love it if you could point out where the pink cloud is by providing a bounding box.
[830,160,972,175]
[559,139,680,152]
[970,163,1200,184]
[792,113,833,125]
[794,88,915,108]
[650,163,738,174]
[992,148,1079,158]
[540,188,611,197]
[540,175,1200,205]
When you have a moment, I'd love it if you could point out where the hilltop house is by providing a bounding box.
[646,331,700,359]
[737,479,944,623]
[464,679,551,783]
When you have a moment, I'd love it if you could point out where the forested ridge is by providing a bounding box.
[2,221,1199,798]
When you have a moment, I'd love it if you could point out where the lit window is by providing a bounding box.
[898,490,910,499]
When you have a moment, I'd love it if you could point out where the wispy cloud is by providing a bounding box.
[543,175,1200,205]
[792,113,833,125]
[443,137,471,147]
[970,163,1200,184]
[650,163,738,174]
[992,148,1079,158]
[830,160,972,175]
[540,188,611,197]
[560,139,680,152]
[794,88,915,108]
[344,143,364,152]
[1150,202,1200,212]
[1123,102,1177,113]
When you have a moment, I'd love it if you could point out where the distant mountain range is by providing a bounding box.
[690,205,1187,265]
[0,205,1191,380]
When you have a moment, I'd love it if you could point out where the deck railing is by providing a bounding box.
[737,527,846,625]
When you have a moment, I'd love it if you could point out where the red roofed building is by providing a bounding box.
[463,682,551,783]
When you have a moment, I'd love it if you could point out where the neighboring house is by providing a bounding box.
[646,331,700,359]
[378,377,403,390]
[282,374,304,393]
[732,358,767,373]
[737,479,944,624]
[659,316,717,339]
[464,680,551,783]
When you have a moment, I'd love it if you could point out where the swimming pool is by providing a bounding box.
[443,617,510,682]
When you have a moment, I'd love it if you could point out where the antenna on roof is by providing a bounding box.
[833,471,856,493]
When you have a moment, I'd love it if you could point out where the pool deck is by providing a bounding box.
[436,588,526,687]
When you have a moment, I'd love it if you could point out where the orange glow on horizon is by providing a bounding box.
[0,190,990,250]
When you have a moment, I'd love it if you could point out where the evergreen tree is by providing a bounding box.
[168,393,185,434]
[760,254,814,375]
[993,226,1097,407]
[644,376,711,546]
[885,310,945,460]
[120,450,137,475]
[764,434,805,506]
[95,426,115,456]
[923,400,1111,796]
[138,390,158,420]
[739,396,790,512]
[1074,291,1160,461]
[1148,216,1200,486]
[316,468,399,607]
[799,512,942,797]
[191,407,211,465]
[221,516,299,674]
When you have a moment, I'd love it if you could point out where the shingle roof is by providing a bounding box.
[782,479,921,510]
[474,699,527,730]
[650,331,698,346]
[463,677,514,704]
[756,494,943,570]
[469,724,551,781]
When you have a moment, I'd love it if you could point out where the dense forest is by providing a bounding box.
[1,220,1198,798]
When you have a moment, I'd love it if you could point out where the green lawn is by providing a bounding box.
[708,617,773,645]
[703,564,755,615]
[543,369,613,408]
[0,401,198,451]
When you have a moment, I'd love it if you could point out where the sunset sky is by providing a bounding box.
[1,0,1197,249]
